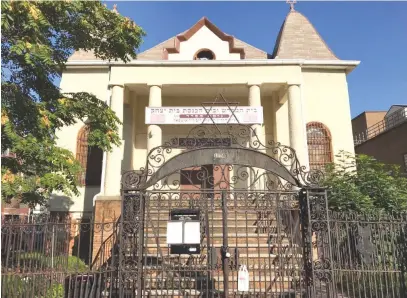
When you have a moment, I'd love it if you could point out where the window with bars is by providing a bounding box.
[306,122,333,171]
[76,126,103,186]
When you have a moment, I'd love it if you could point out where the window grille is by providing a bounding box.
[306,122,333,171]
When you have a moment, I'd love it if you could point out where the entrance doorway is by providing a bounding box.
[180,165,214,191]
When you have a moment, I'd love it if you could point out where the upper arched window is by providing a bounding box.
[306,122,333,171]
[76,126,103,186]
[194,49,215,60]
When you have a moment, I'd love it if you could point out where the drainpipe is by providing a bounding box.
[93,66,112,206]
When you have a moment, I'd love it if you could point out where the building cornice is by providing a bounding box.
[65,59,360,73]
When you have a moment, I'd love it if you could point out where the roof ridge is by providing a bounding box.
[126,16,268,61]
[188,16,267,55]
[233,37,267,55]
[271,16,287,59]
[138,35,177,56]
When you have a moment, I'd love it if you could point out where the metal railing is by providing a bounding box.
[354,108,407,145]
[90,216,120,270]
[1,214,119,298]
[329,211,407,298]
[1,210,406,297]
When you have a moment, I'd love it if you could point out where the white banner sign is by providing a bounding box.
[145,106,263,125]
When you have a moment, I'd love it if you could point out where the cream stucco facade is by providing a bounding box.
[53,13,359,214]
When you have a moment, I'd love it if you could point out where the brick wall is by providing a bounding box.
[352,111,386,136]
[92,198,121,265]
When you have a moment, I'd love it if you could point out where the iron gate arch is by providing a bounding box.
[120,118,333,297]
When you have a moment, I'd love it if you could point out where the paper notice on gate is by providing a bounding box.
[166,221,183,244]
[183,221,200,244]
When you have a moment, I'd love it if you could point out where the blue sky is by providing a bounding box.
[105,1,407,118]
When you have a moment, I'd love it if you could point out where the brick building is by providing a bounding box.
[352,105,407,173]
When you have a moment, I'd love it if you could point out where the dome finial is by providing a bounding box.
[286,0,297,11]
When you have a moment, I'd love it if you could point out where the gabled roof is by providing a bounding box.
[68,10,343,62]
[168,17,244,58]
[137,17,268,60]
[271,10,339,60]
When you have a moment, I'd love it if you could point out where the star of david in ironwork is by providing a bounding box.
[200,93,241,134]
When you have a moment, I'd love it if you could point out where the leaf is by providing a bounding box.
[324,151,407,214]
[1,1,145,206]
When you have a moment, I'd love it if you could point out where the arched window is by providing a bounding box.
[76,126,103,186]
[194,49,215,60]
[306,122,333,171]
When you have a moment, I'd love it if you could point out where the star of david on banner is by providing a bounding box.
[200,93,241,134]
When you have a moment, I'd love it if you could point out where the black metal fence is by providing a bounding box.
[1,211,406,297]
[1,213,119,298]
[329,212,407,298]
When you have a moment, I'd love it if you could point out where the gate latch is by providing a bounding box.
[226,247,240,269]
[221,246,230,258]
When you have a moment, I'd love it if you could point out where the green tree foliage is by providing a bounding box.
[1,1,145,206]
[323,151,407,213]
[2,274,64,298]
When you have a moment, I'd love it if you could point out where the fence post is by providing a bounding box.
[299,188,313,297]
[300,187,335,297]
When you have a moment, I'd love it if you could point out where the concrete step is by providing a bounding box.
[142,247,272,255]
[127,235,294,247]
[140,288,305,297]
[140,264,301,271]
[121,244,300,257]
[140,231,287,237]
[142,243,275,248]
[143,211,281,214]
[135,242,297,249]
[149,274,300,282]
[124,252,303,263]
[144,278,297,293]
[142,226,284,235]
[123,288,305,298]
[142,221,282,227]
[142,234,271,244]
[142,214,270,221]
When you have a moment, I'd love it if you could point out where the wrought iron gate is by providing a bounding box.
[120,97,328,297]
[121,187,310,297]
